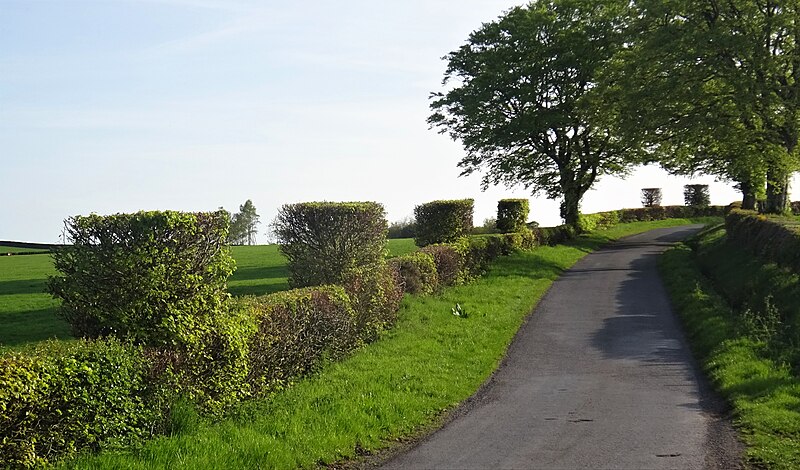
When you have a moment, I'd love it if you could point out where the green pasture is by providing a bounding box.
[0,246,49,254]
[0,238,419,349]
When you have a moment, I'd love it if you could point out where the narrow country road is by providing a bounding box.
[383,225,740,470]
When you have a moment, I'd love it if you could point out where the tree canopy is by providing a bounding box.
[599,0,800,212]
[429,0,636,227]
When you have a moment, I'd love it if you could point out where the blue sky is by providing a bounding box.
[2,0,746,243]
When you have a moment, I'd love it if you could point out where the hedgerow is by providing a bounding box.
[617,205,725,223]
[576,211,620,233]
[273,202,388,287]
[389,251,439,295]
[0,339,160,468]
[533,224,577,245]
[242,286,357,395]
[419,243,463,287]
[2,198,727,468]
[725,208,800,273]
[414,199,474,247]
[342,264,404,343]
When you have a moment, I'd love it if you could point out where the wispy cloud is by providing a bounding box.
[138,4,281,57]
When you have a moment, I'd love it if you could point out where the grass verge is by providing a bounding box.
[62,217,717,469]
[660,235,800,469]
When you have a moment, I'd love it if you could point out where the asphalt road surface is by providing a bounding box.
[383,225,741,470]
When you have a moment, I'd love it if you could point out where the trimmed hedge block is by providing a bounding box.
[389,251,439,295]
[274,202,388,288]
[47,210,234,345]
[414,199,474,247]
[496,199,530,233]
[641,188,663,207]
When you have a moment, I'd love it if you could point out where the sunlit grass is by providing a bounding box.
[661,234,800,469]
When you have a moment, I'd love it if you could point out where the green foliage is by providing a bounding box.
[617,205,726,223]
[496,199,530,233]
[0,339,160,468]
[342,264,404,344]
[273,202,388,288]
[389,251,439,295]
[601,0,800,213]
[47,211,234,345]
[576,211,620,233]
[167,302,255,413]
[641,188,662,207]
[241,286,357,395]
[684,184,710,207]
[533,225,577,246]
[429,0,636,227]
[413,199,474,247]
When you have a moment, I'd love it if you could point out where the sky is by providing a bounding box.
[1,0,762,243]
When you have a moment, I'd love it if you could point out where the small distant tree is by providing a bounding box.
[238,200,260,245]
[640,188,662,208]
[226,200,260,245]
[683,184,710,207]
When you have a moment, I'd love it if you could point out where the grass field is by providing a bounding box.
[0,246,50,254]
[60,217,720,469]
[0,238,420,349]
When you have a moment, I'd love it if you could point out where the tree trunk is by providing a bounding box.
[739,180,757,210]
[764,165,790,214]
[560,188,582,229]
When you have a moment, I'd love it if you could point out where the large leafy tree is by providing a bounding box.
[428,0,636,227]
[602,0,800,212]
